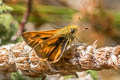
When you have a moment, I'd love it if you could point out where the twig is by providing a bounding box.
[12,0,32,40]
[0,41,120,77]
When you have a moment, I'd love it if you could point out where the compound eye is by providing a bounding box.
[70,29,75,33]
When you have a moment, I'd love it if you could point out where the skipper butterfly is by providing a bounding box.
[22,25,78,63]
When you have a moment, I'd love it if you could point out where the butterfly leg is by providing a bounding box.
[75,36,88,47]
[61,39,70,63]
[75,36,86,45]
[75,36,82,43]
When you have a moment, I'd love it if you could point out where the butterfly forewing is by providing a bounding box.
[22,30,58,47]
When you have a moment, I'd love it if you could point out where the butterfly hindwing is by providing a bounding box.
[22,29,58,47]
[48,38,69,62]
[34,36,69,62]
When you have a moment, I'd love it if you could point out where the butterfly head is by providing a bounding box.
[69,25,78,34]
[59,25,79,39]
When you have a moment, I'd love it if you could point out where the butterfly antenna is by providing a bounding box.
[70,14,81,25]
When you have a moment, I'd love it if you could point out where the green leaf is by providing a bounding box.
[0,0,13,13]
[87,70,99,80]
[0,13,19,45]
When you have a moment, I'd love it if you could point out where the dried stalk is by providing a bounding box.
[0,41,120,77]
[12,0,32,40]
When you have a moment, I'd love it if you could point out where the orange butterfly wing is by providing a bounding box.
[22,29,69,62]
[22,29,59,47]
[34,36,69,62]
